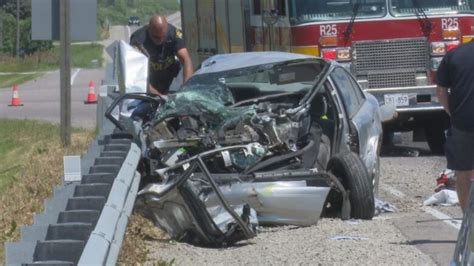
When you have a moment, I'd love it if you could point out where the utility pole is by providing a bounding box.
[60,0,71,146]
[16,0,19,58]
[0,17,4,50]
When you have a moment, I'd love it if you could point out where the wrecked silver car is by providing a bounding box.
[107,50,389,246]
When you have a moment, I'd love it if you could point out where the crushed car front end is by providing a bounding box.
[108,47,381,246]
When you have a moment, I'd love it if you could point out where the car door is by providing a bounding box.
[329,67,381,172]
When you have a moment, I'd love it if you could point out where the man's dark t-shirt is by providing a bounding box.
[436,41,474,132]
[130,24,185,94]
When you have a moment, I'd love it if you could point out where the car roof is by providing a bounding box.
[195,51,319,75]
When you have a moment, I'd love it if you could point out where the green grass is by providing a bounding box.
[0,73,42,89]
[0,119,60,193]
[0,43,104,88]
[98,0,180,25]
[51,43,104,68]
[0,119,94,192]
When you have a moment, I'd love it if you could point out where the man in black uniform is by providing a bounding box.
[436,40,474,212]
[130,14,193,95]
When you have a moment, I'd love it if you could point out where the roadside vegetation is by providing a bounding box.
[0,0,107,88]
[0,44,104,72]
[0,0,179,88]
[0,0,179,89]
[0,1,109,57]
[0,43,103,88]
[0,73,41,89]
[0,119,94,262]
[98,0,180,26]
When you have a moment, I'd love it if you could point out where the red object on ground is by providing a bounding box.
[84,81,97,104]
[434,170,456,192]
[436,173,450,186]
[8,84,24,107]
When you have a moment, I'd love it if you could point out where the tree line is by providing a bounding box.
[97,0,179,26]
[0,0,179,57]
[0,0,52,56]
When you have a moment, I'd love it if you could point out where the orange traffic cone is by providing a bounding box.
[8,84,24,107]
[84,81,97,104]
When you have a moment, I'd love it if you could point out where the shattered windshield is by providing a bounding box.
[390,0,474,15]
[289,0,387,25]
[154,84,257,129]
[154,59,326,128]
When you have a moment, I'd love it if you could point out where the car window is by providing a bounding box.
[330,67,364,118]
[346,71,365,102]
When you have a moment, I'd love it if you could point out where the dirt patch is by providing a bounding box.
[118,213,165,264]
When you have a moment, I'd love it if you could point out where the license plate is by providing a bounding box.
[384,93,409,107]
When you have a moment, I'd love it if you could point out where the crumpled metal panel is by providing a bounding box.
[137,178,330,246]
[137,181,258,247]
[118,40,148,94]
[205,181,330,226]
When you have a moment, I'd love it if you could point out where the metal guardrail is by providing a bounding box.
[5,134,141,265]
[78,144,140,265]
[5,41,143,265]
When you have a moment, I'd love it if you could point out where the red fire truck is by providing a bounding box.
[180,0,474,153]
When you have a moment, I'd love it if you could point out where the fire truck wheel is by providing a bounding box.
[328,152,375,220]
[424,123,446,155]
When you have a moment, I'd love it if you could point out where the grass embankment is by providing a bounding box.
[0,119,164,264]
[0,119,94,262]
[0,43,104,88]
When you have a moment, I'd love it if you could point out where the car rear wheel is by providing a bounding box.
[328,152,375,220]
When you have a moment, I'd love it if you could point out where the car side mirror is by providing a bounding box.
[379,104,397,123]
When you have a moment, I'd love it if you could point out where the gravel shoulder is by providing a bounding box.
[145,215,434,265]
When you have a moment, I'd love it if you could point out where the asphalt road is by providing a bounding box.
[0,25,131,129]
[0,69,104,129]
[167,11,181,28]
